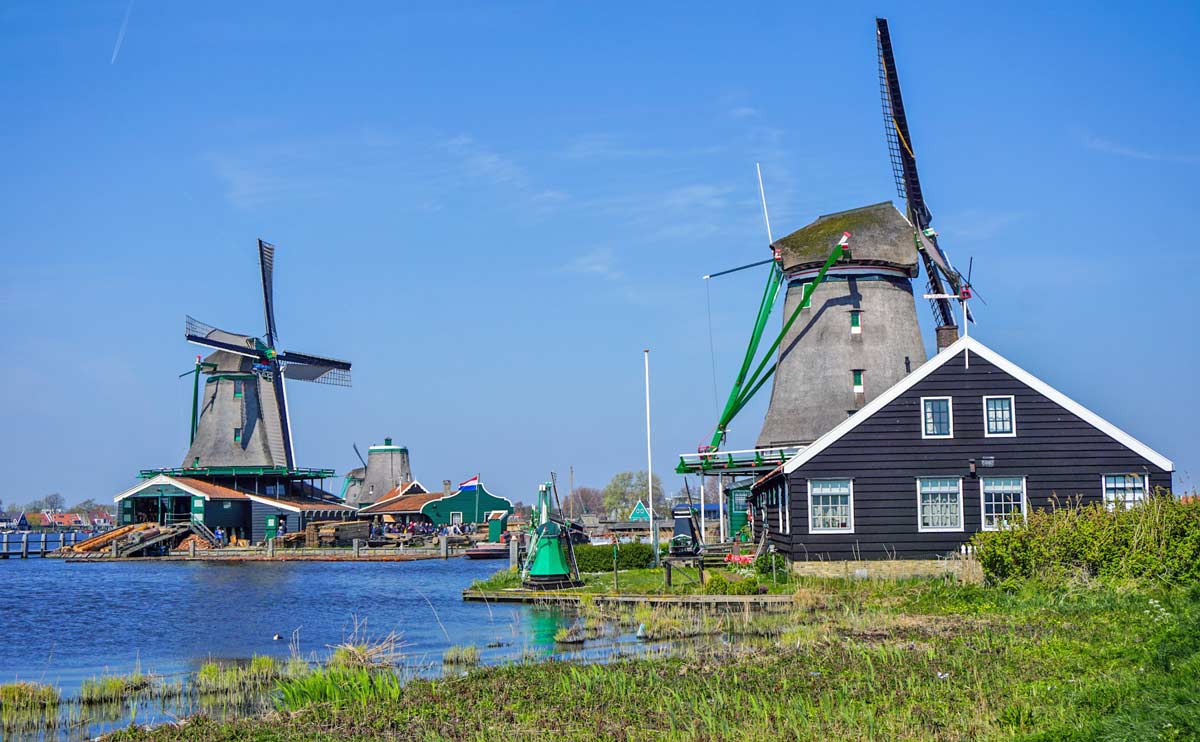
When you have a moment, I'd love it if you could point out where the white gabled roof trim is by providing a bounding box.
[782,335,1173,476]
[113,474,214,503]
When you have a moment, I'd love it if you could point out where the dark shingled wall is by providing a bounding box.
[756,348,1172,560]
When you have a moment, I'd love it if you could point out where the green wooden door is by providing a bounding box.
[265,514,278,540]
[120,499,135,526]
[191,496,205,524]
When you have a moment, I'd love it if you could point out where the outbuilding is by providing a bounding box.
[750,336,1174,560]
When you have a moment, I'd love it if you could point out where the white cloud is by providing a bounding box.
[1079,131,1199,165]
[564,247,623,280]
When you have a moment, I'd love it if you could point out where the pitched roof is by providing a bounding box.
[245,493,355,514]
[175,478,250,500]
[360,492,441,515]
[780,335,1174,476]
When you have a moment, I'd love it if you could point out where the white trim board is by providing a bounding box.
[782,335,1173,475]
[113,474,217,503]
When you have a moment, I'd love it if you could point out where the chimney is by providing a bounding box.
[935,325,959,352]
[443,480,452,496]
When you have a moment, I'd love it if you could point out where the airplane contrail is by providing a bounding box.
[111,0,134,64]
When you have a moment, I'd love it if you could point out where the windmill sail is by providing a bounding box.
[259,239,278,348]
[876,17,967,329]
[185,316,260,356]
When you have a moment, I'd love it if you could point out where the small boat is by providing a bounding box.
[464,543,509,560]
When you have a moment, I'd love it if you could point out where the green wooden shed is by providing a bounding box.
[420,483,512,526]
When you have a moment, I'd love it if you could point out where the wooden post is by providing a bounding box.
[21,532,28,559]
[509,536,519,568]
[664,559,673,587]
[189,539,197,558]
[267,538,275,558]
[353,538,361,558]
[111,540,119,558]
[440,535,448,559]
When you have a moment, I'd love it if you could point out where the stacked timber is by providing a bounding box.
[307,520,370,547]
[173,534,214,552]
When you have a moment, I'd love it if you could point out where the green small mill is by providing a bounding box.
[521,482,581,589]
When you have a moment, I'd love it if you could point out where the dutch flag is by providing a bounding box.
[459,476,479,491]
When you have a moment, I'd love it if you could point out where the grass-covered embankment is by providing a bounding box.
[109,576,1200,741]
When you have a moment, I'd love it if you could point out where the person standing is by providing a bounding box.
[214,526,224,547]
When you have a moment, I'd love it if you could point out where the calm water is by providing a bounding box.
[0,557,558,692]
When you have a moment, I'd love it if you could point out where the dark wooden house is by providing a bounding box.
[750,336,1174,560]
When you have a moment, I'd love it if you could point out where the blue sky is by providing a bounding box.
[1,1,1196,506]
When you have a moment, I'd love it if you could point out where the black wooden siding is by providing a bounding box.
[755,348,1172,560]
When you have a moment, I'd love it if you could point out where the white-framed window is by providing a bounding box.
[917,477,964,532]
[850,310,862,335]
[852,370,864,394]
[1103,474,1147,511]
[981,477,1025,530]
[808,479,853,533]
[983,395,1016,437]
[921,397,953,439]
[450,511,463,525]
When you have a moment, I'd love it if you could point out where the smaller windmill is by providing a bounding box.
[182,240,351,470]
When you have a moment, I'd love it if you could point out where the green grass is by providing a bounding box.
[442,645,481,666]
[79,672,154,704]
[194,655,288,693]
[106,577,1200,740]
[469,566,792,596]
[0,681,59,709]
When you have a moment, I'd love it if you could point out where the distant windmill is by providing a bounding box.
[182,240,352,470]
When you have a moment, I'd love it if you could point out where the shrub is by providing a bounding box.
[753,552,789,581]
[704,573,730,595]
[970,491,1200,583]
[572,542,655,573]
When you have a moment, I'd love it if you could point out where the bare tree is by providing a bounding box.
[563,486,604,516]
[43,493,65,512]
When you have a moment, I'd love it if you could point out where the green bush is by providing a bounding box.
[753,552,789,581]
[704,573,730,595]
[572,542,655,573]
[970,492,1200,583]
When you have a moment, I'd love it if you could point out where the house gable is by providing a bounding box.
[761,336,1173,560]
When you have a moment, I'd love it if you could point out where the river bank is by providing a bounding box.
[104,575,1200,741]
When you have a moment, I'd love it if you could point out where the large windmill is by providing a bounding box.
[182,240,351,471]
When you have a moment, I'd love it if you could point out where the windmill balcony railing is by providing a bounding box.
[675,445,803,475]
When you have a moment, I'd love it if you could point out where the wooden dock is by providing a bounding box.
[462,589,795,609]
[61,547,464,563]
[0,531,87,558]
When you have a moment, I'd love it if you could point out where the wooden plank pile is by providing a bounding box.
[305,520,370,547]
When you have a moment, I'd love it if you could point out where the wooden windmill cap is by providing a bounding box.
[771,201,919,275]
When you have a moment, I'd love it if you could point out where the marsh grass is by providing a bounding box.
[79,672,157,704]
[442,645,480,666]
[0,681,59,709]
[327,615,406,669]
[194,655,288,694]
[95,579,1200,741]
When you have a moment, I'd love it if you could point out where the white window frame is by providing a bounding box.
[852,369,864,394]
[920,396,954,439]
[807,478,854,534]
[849,310,862,335]
[916,477,964,533]
[980,476,1026,531]
[1101,473,1148,511]
[982,395,1017,438]
[450,511,463,525]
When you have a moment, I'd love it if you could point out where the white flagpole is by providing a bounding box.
[699,475,706,544]
[644,349,658,565]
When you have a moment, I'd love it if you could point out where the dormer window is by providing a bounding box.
[921,397,953,438]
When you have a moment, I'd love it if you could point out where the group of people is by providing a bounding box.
[368,520,478,539]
